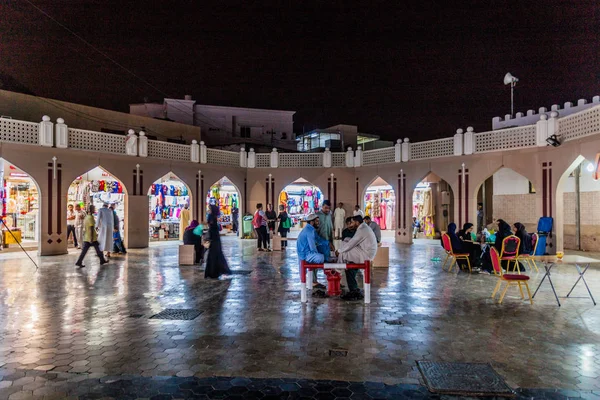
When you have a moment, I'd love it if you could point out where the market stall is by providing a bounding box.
[148,174,190,240]
[206,177,239,232]
[1,160,39,247]
[364,178,395,230]
[413,181,435,237]
[279,179,323,226]
[68,167,125,238]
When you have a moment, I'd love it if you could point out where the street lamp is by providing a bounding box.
[503,72,519,117]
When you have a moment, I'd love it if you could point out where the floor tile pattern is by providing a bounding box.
[0,236,599,399]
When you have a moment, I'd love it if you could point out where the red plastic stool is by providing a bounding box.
[324,269,342,296]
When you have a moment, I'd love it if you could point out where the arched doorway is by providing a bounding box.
[412,172,453,240]
[67,166,127,247]
[363,176,396,231]
[206,177,241,234]
[148,172,192,241]
[0,158,41,250]
[556,156,600,252]
[279,178,324,227]
[475,167,536,233]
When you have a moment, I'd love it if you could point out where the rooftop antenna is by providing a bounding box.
[503,73,519,117]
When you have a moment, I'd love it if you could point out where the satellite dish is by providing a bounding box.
[504,73,518,85]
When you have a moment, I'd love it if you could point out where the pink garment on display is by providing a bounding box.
[380,206,387,230]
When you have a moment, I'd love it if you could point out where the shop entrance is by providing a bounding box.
[0,158,40,250]
[363,177,396,230]
[148,173,191,241]
[68,166,126,246]
[206,177,240,234]
[279,178,324,228]
[412,173,453,240]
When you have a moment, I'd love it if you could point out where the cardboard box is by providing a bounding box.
[178,245,195,265]
[373,246,389,268]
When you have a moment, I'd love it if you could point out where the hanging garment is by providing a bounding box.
[380,205,387,230]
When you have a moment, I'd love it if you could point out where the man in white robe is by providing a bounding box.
[96,203,114,258]
[333,202,346,240]
[336,215,378,300]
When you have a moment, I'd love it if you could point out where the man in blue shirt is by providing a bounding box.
[297,213,330,289]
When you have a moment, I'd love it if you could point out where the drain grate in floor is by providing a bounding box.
[128,314,145,319]
[384,319,403,325]
[417,361,514,397]
[229,270,253,275]
[329,349,348,357]
[149,309,203,320]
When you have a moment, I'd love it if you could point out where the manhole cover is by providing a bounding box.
[417,361,514,397]
[149,309,203,320]
[384,320,403,325]
[329,349,348,357]
[229,270,253,275]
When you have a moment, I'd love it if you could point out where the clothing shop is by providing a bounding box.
[279,178,323,225]
[413,181,435,238]
[206,177,240,232]
[363,177,395,230]
[0,159,40,248]
[68,167,126,238]
[148,174,190,241]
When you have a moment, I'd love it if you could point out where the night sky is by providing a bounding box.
[2,1,599,141]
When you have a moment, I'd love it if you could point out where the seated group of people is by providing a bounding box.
[297,214,378,301]
[446,219,533,274]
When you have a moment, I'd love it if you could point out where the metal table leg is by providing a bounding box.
[532,263,561,306]
[566,263,596,305]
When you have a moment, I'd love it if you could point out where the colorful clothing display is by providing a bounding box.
[364,188,395,230]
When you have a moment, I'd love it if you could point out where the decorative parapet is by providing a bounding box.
[279,152,323,168]
[558,104,600,142]
[256,153,270,168]
[69,127,126,154]
[39,115,53,147]
[239,146,247,168]
[363,147,395,166]
[138,131,148,157]
[125,129,138,156]
[354,146,363,167]
[474,125,536,153]
[190,140,199,162]
[454,129,464,156]
[206,148,239,166]
[200,141,207,164]
[147,138,190,161]
[247,148,256,168]
[270,148,279,168]
[0,117,40,146]
[493,95,600,130]
[345,147,354,167]
[55,118,68,149]
[323,148,332,168]
[464,127,475,155]
[401,138,410,162]
[410,137,454,160]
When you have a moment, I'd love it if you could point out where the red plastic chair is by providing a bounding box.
[500,235,521,273]
[490,247,533,304]
[442,233,471,273]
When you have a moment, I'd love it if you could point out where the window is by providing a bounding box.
[281,132,287,140]
[240,126,251,138]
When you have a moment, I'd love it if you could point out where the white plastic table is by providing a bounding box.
[532,255,599,307]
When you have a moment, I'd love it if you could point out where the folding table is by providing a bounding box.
[532,255,599,307]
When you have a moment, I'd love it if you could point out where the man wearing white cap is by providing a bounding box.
[297,213,329,289]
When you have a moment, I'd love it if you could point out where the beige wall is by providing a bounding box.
[2,130,600,255]
[492,194,537,228]
[563,192,600,251]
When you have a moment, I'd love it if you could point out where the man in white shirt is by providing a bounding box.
[74,204,86,250]
[333,202,346,240]
[353,205,365,217]
[335,215,378,300]
[66,204,78,248]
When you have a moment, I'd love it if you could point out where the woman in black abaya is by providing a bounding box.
[205,204,231,279]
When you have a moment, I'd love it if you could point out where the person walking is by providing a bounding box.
[253,203,270,251]
[205,204,231,279]
[277,205,291,249]
[66,204,78,248]
[333,202,346,240]
[96,203,114,259]
[74,204,86,249]
[75,205,108,268]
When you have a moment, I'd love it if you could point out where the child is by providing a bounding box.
[112,228,127,254]
[412,217,421,239]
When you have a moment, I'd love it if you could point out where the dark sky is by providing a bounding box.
[2,1,599,141]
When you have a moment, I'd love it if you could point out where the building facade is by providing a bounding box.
[1,90,599,256]
[130,96,297,152]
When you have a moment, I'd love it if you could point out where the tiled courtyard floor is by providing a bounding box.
[0,235,599,399]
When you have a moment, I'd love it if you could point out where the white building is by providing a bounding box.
[130,96,297,151]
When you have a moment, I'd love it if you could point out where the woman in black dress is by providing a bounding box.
[205,204,231,279]
[277,205,290,248]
